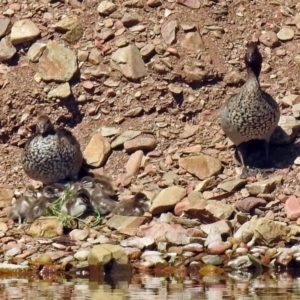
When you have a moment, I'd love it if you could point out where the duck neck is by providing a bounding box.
[240,67,262,101]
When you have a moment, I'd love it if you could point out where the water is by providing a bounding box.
[0,270,300,299]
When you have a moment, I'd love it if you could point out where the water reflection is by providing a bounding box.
[1,270,300,299]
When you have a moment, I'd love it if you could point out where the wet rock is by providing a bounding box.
[271,115,300,144]
[124,247,142,260]
[39,41,78,82]
[235,197,267,213]
[10,19,40,45]
[258,31,280,48]
[183,243,204,253]
[218,179,246,192]
[228,255,253,269]
[47,83,71,99]
[141,251,168,267]
[161,20,178,45]
[88,244,128,265]
[83,133,111,167]
[0,18,11,38]
[124,137,157,153]
[181,31,204,51]
[207,241,232,255]
[0,37,16,62]
[27,42,47,63]
[69,229,90,241]
[33,253,53,265]
[179,154,223,180]
[111,45,147,80]
[0,263,29,272]
[111,130,142,148]
[246,176,282,195]
[28,217,64,238]
[74,249,90,261]
[202,255,223,265]
[177,0,200,9]
[277,27,294,41]
[120,236,155,249]
[150,186,186,215]
[97,1,117,16]
[276,248,294,267]
[285,196,300,221]
[125,150,143,175]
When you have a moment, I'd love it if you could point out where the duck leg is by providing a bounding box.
[237,143,250,178]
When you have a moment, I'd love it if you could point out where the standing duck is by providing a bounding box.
[221,42,280,174]
[22,115,83,184]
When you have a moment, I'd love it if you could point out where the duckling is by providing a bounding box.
[50,183,65,198]
[42,185,58,203]
[26,198,48,223]
[22,115,83,184]
[221,42,280,175]
[80,175,117,215]
[10,185,39,224]
[93,175,116,197]
[81,175,115,197]
[80,176,94,194]
[92,195,117,215]
[61,189,89,217]
[112,193,151,216]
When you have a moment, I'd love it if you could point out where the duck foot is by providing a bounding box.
[240,167,275,179]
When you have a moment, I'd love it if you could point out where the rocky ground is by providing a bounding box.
[2,0,300,276]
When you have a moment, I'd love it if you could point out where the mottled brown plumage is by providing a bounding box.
[221,42,280,169]
[22,115,83,184]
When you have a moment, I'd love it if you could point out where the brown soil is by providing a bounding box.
[0,0,300,200]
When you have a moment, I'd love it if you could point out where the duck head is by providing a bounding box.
[36,115,55,135]
[244,42,262,78]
